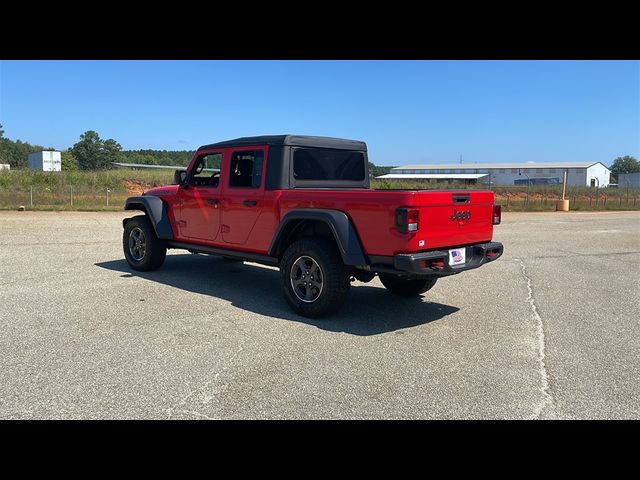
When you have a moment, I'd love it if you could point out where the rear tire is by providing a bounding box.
[379,274,437,296]
[280,238,350,318]
[123,215,167,271]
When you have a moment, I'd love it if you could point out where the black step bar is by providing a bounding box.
[167,241,279,266]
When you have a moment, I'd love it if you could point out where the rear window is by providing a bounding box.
[293,148,365,181]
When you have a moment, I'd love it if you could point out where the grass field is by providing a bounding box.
[0,169,174,211]
[1,169,638,211]
[0,169,174,190]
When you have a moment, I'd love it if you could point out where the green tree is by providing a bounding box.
[0,125,54,168]
[61,150,79,171]
[0,137,43,168]
[610,155,640,177]
[70,131,122,170]
[71,130,103,170]
[368,161,394,178]
[101,138,123,168]
[120,149,193,166]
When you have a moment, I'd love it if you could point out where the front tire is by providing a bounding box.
[280,238,350,318]
[123,215,167,271]
[379,274,437,296]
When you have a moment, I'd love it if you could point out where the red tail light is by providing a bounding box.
[492,205,502,225]
[395,208,420,233]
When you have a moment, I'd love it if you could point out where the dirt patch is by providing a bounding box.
[124,180,160,196]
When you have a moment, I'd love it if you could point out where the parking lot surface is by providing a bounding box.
[1,210,638,419]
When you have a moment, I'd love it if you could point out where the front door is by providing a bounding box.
[177,152,222,242]
[221,148,265,245]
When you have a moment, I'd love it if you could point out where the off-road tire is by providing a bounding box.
[280,238,350,318]
[379,274,437,296]
[123,215,167,271]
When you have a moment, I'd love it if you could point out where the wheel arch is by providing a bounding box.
[123,196,173,240]
[269,209,367,266]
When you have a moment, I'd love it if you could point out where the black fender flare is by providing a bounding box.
[269,209,367,266]
[123,196,173,240]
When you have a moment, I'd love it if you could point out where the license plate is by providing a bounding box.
[448,248,466,266]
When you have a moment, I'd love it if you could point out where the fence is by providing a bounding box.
[495,185,640,211]
[0,185,130,210]
[500,194,639,211]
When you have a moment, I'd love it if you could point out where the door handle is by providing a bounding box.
[207,198,219,206]
[242,200,257,207]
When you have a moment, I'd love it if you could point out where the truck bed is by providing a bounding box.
[277,189,495,256]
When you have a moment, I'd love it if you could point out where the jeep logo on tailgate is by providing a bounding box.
[450,209,471,222]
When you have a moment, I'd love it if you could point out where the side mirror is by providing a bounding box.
[174,169,187,185]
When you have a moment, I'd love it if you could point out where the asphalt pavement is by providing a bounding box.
[0,210,638,419]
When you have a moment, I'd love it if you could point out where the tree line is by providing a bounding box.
[0,126,194,171]
[1,125,638,178]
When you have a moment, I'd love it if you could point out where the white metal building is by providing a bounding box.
[28,151,62,172]
[380,162,611,187]
[617,172,640,188]
[0,164,10,170]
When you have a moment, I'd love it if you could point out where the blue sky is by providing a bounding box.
[0,60,638,166]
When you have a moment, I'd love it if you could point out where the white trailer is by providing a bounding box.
[27,151,62,172]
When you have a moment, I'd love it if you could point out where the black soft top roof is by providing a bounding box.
[199,135,367,151]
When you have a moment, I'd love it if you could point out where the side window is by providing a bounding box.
[229,150,264,188]
[190,153,222,187]
[293,148,365,181]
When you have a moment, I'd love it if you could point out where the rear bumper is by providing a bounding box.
[367,242,503,277]
[395,241,503,275]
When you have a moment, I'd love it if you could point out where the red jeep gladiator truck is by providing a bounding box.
[122,135,503,318]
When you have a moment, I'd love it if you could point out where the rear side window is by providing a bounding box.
[293,148,365,181]
[229,150,264,188]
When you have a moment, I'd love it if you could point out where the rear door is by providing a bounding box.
[221,147,266,245]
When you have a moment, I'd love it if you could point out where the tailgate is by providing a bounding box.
[408,190,494,250]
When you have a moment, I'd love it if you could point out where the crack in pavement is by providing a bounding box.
[516,258,554,419]
[165,346,244,420]
[166,374,219,420]
[172,409,217,420]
